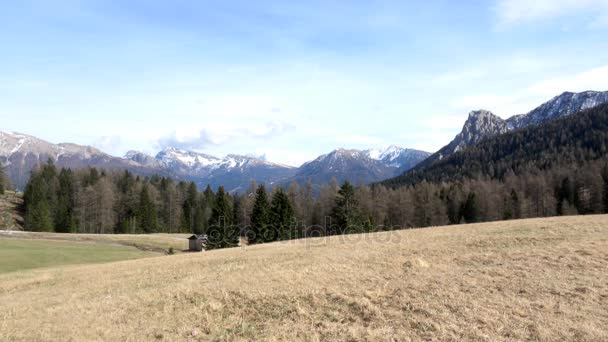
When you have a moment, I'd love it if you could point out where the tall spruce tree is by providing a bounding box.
[182,182,198,232]
[54,169,76,232]
[138,184,158,233]
[330,181,362,235]
[250,185,272,243]
[208,186,236,249]
[192,200,207,235]
[270,189,296,241]
[462,192,479,223]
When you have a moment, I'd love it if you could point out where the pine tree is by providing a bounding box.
[270,189,296,241]
[203,184,215,208]
[54,169,76,233]
[330,181,362,235]
[250,185,272,243]
[462,192,479,223]
[138,184,158,233]
[208,186,236,249]
[192,200,207,235]
[446,192,461,224]
[23,166,55,232]
[182,182,198,232]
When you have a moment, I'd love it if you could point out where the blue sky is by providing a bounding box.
[1,0,608,166]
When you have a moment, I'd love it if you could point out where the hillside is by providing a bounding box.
[385,102,608,187]
[1,215,607,341]
[0,191,23,230]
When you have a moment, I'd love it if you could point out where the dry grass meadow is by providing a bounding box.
[1,215,608,341]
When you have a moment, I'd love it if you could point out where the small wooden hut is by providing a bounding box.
[188,234,208,252]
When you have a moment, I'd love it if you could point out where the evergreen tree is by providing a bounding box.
[54,169,76,232]
[138,184,158,233]
[26,199,53,232]
[208,186,236,249]
[462,192,479,223]
[330,181,362,235]
[446,193,461,224]
[203,184,215,208]
[250,185,272,243]
[192,200,207,235]
[270,189,296,241]
[182,182,198,232]
[23,162,57,232]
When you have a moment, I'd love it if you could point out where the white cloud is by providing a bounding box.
[93,135,122,155]
[335,135,385,146]
[495,0,608,26]
[452,94,535,117]
[158,121,295,151]
[451,64,608,117]
[526,65,608,97]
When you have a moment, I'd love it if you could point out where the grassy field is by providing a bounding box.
[1,215,607,341]
[0,230,190,253]
[0,239,158,274]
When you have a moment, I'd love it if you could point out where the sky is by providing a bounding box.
[1,0,608,166]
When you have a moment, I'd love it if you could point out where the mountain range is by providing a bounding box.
[2,90,607,192]
[0,131,429,192]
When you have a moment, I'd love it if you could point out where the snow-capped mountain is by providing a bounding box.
[154,147,221,175]
[287,146,430,187]
[124,151,163,168]
[415,90,608,170]
[153,148,296,192]
[365,145,431,172]
[506,91,608,130]
[291,149,393,186]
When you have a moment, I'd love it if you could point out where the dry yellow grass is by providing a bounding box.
[1,215,607,341]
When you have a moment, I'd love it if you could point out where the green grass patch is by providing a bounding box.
[0,238,158,274]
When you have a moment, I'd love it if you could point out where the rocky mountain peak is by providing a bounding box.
[124,151,160,167]
[454,110,508,152]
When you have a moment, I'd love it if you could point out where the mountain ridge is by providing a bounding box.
[0,131,428,192]
[413,90,608,170]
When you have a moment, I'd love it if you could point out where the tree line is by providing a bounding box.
[22,155,608,249]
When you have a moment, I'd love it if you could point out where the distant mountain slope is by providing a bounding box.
[1,131,425,192]
[414,90,608,170]
[290,149,394,186]
[286,146,430,187]
[384,103,608,187]
[364,145,431,174]
[0,131,166,190]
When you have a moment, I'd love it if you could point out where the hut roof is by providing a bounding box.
[188,234,208,240]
